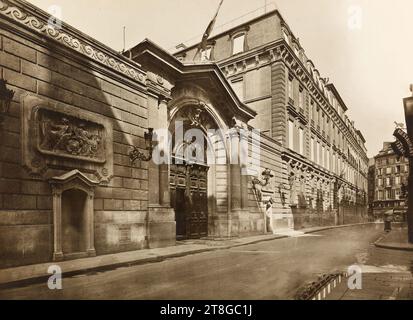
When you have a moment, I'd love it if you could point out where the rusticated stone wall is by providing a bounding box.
[0,3,150,267]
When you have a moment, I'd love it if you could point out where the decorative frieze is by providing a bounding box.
[0,0,145,84]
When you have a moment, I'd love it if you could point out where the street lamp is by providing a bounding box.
[0,79,14,124]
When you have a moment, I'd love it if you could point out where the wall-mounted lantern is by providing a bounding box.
[129,128,154,164]
[0,79,14,124]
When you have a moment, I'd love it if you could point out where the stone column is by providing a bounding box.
[227,127,248,237]
[239,129,249,211]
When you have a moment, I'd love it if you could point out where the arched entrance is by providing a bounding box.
[168,103,226,240]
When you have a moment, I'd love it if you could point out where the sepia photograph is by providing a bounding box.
[0,0,413,310]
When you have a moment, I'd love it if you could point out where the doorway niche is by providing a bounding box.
[49,170,99,261]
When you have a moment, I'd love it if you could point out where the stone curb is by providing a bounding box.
[374,230,413,252]
[0,222,376,290]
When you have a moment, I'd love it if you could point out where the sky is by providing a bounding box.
[28,0,413,158]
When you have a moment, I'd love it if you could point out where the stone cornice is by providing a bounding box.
[282,150,366,190]
[0,0,146,84]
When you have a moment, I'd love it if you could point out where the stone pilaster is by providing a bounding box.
[147,95,176,248]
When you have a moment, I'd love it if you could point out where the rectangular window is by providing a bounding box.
[288,77,294,100]
[317,141,321,165]
[310,138,315,161]
[386,177,391,186]
[288,120,294,150]
[321,112,325,132]
[395,176,401,185]
[338,158,341,175]
[378,190,383,200]
[378,178,383,186]
[299,128,304,155]
[386,189,392,200]
[299,89,304,108]
[321,146,325,168]
[386,167,392,174]
[232,34,245,55]
[326,149,330,171]
[309,103,313,121]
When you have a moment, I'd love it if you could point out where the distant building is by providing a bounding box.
[367,158,375,216]
[372,142,409,219]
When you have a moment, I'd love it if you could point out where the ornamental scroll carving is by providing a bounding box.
[21,94,113,183]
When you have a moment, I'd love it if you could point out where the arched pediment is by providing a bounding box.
[128,39,256,127]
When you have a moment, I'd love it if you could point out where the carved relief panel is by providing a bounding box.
[21,94,113,183]
[37,109,105,162]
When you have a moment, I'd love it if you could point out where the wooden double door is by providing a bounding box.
[170,162,209,240]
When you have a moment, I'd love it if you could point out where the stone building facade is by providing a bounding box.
[173,9,369,228]
[0,1,368,268]
[368,158,375,216]
[371,142,409,219]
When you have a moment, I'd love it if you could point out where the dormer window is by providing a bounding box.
[176,53,186,62]
[201,47,212,62]
[283,29,290,45]
[232,33,246,55]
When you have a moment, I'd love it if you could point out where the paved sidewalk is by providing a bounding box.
[0,222,375,289]
[374,225,413,251]
[326,226,413,300]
